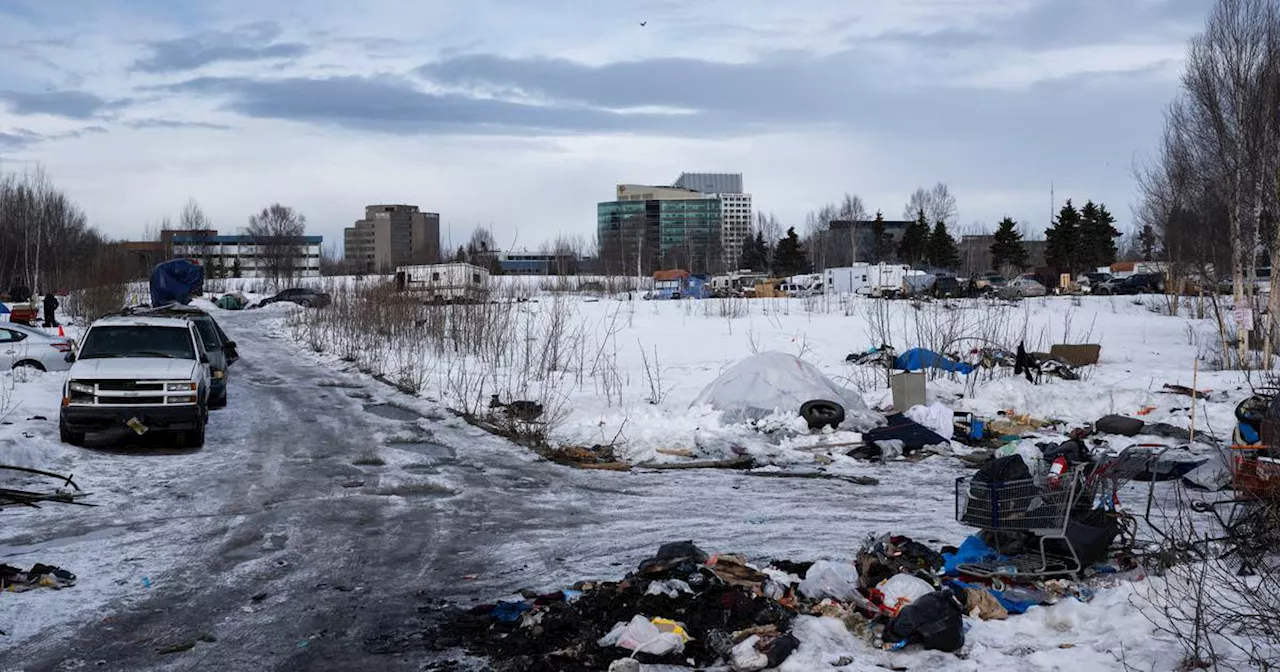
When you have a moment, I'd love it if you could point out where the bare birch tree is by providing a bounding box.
[179,198,211,231]
[1139,0,1280,366]
[903,182,959,226]
[247,203,307,287]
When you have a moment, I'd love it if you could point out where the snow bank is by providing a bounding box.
[691,351,883,430]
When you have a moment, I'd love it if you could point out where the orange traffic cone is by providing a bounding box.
[58,325,65,337]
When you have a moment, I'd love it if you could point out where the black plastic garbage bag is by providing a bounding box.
[962,456,1034,527]
[1042,439,1091,465]
[1095,414,1144,437]
[973,454,1032,483]
[637,540,710,576]
[885,587,967,652]
[1046,509,1121,568]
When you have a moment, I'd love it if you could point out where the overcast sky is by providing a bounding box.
[0,0,1207,253]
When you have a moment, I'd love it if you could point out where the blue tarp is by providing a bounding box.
[942,535,1005,575]
[946,579,1040,615]
[894,348,975,375]
[149,259,204,307]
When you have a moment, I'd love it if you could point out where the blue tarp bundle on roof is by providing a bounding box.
[149,259,204,307]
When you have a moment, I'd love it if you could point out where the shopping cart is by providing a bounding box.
[953,465,1088,580]
[1188,445,1280,575]
[1084,444,1169,510]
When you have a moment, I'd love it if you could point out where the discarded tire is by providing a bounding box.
[800,400,845,430]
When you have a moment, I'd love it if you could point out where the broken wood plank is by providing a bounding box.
[634,456,755,471]
[655,448,694,457]
[745,471,880,486]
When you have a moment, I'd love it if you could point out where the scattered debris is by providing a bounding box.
[1160,383,1210,400]
[1,563,76,592]
[426,531,1150,669]
[0,465,95,510]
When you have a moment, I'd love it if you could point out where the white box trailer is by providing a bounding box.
[396,262,490,303]
[824,264,911,296]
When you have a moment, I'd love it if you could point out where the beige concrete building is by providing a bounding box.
[344,204,440,273]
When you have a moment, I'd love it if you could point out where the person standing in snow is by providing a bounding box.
[43,291,59,328]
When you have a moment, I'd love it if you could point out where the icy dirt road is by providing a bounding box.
[2,308,971,671]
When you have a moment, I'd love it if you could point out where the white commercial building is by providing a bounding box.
[673,172,752,270]
[172,233,323,278]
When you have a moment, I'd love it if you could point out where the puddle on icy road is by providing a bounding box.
[363,403,423,422]
[0,526,128,559]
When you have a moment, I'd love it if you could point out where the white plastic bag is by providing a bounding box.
[905,402,955,440]
[730,635,769,671]
[876,573,934,616]
[645,579,693,598]
[598,615,686,656]
[996,439,1044,475]
[798,560,860,602]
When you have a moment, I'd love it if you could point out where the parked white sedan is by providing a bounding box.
[0,323,76,371]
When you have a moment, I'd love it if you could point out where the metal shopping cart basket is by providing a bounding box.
[954,465,1088,580]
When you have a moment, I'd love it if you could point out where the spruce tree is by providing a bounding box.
[1044,200,1082,272]
[927,221,959,269]
[1139,224,1158,261]
[738,231,768,272]
[772,227,811,276]
[871,211,888,262]
[990,216,1028,271]
[1078,200,1120,270]
[898,207,930,266]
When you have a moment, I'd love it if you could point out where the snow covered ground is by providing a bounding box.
[0,291,1267,670]
[267,287,1267,670]
[285,290,1244,466]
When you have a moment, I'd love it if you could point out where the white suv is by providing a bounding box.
[59,315,212,448]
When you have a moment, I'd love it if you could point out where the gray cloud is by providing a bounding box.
[0,128,42,149]
[124,118,233,130]
[153,75,718,135]
[149,41,1179,154]
[132,21,309,73]
[0,89,120,119]
[0,125,107,149]
[411,49,1175,142]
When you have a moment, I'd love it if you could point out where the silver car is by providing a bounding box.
[0,323,76,371]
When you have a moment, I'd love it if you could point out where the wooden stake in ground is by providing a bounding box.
[1190,358,1198,445]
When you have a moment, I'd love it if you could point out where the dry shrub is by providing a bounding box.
[62,250,132,324]
[1139,485,1280,671]
[288,280,603,445]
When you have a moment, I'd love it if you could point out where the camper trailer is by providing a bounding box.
[396,262,490,303]
[824,263,912,297]
[710,270,768,297]
[649,269,710,300]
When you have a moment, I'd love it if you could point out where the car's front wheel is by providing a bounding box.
[178,420,205,448]
[59,422,85,447]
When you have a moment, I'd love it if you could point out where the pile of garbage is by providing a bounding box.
[428,534,1136,671]
[1,563,76,592]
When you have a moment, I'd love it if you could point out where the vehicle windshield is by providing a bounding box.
[78,325,196,360]
[192,318,222,349]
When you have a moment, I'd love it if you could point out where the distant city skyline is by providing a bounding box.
[0,0,1208,249]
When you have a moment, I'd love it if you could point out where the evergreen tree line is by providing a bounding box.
[738,226,813,277]
[740,197,1120,279]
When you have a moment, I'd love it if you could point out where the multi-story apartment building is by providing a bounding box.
[343,204,440,273]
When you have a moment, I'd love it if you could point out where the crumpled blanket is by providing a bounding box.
[1,563,76,592]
